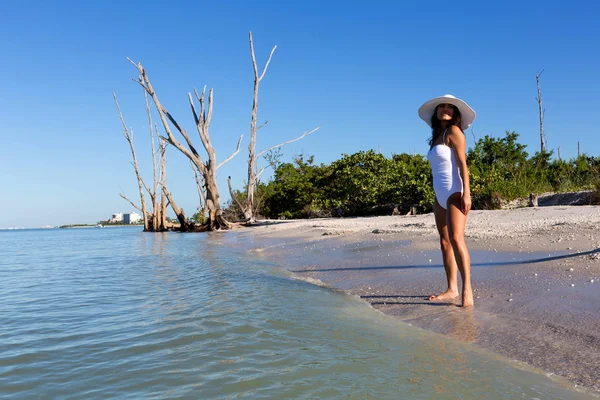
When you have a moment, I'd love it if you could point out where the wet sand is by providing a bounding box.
[241,206,600,394]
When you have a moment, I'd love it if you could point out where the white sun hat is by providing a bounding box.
[418,94,476,130]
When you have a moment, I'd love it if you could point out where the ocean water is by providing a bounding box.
[0,227,593,399]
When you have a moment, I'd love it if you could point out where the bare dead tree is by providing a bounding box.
[162,186,192,232]
[118,189,143,213]
[241,31,319,223]
[536,70,546,153]
[245,31,276,222]
[114,93,149,231]
[128,59,243,231]
[115,82,191,231]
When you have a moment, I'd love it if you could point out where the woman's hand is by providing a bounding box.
[461,194,472,215]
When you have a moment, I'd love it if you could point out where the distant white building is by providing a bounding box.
[123,212,142,224]
[110,213,124,223]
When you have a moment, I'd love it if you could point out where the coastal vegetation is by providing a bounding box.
[224,131,600,220]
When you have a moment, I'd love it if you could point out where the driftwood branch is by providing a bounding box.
[164,111,200,158]
[255,166,267,182]
[195,86,207,125]
[188,89,212,153]
[128,59,207,176]
[217,134,244,170]
[249,31,277,82]
[255,127,320,160]
[162,186,190,231]
[188,92,200,127]
[140,175,153,202]
[162,187,179,214]
[144,188,156,210]
[119,193,143,213]
[130,76,151,93]
[206,88,214,127]
[228,176,246,214]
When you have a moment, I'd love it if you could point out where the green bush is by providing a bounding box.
[230,131,599,218]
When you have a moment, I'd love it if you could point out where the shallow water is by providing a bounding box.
[0,228,593,399]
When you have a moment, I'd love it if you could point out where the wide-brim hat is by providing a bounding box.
[418,94,476,130]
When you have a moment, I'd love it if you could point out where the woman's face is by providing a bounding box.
[436,103,454,121]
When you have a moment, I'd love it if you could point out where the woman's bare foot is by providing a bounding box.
[429,289,459,301]
[460,287,474,307]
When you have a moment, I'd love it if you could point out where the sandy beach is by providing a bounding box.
[242,205,600,394]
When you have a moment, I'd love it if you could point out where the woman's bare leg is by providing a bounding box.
[446,193,473,307]
[429,198,459,301]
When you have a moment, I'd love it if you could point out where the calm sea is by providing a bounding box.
[0,227,593,399]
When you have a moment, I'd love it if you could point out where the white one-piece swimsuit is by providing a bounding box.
[427,129,463,209]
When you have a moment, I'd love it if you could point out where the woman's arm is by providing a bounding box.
[448,125,471,215]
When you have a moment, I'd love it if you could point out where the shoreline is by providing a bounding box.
[241,206,600,394]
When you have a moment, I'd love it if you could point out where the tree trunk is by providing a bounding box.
[163,187,193,232]
[158,139,166,230]
[536,70,546,153]
[145,92,161,232]
[246,32,271,222]
[203,179,231,230]
[191,161,207,218]
[243,32,318,223]
[529,193,539,207]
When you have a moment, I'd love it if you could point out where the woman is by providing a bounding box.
[418,94,475,307]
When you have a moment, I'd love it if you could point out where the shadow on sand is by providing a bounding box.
[291,247,599,273]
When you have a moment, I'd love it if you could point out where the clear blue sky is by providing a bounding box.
[1,0,599,228]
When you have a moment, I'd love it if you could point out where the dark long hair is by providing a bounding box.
[428,104,463,148]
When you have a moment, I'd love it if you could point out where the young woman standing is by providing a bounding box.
[418,94,476,307]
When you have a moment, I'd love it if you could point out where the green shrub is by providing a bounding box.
[237,132,599,217]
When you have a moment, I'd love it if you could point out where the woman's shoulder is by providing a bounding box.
[447,125,463,135]
[446,125,464,140]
